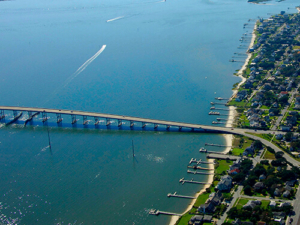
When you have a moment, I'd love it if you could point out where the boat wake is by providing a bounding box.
[106,16,125,23]
[63,45,107,88]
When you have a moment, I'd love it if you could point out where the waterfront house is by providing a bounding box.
[198,191,223,214]
[189,215,203,225]
[216,175,232,191]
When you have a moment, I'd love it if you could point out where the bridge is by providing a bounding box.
[0,105,237,133]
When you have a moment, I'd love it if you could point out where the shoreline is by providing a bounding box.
[169,23,257,225]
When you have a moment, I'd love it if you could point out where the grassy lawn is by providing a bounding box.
[260,105,270,109]
[227,100,247,107]
[261,200,270,208]
[232,148,244,156]
[216,160,232,174]
[235,198,251,209]
[263,149,276,160]
[194,192,210,208]
[176,214,193,225]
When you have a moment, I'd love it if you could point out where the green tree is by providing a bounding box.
[244,185,252,195]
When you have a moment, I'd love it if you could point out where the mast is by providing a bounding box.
[132,140,135,157]
[47,126,52,155]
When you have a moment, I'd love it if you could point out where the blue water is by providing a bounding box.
[0,0,299,224]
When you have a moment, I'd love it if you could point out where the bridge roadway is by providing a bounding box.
[1,106,298,165]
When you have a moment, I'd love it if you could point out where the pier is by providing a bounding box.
[167,192,196,199]
[210,102,227,105]
[215,97,229,100]
[199,148,226,154]
[212,121,225,124]
[188,158,214,165]
[187,165,213,170]
[187,170,214,175]
[206,154,240,161]
[149,209,182,217]
[179,177,211,185]
[205,143,231,147]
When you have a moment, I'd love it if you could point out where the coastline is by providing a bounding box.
[169,23,257,225]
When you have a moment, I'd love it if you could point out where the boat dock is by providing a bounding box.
[149,209,182,217]
[212,121,225,124]
[187,165,213,170]
[215,97,229,100]
[199,148,226,154]
[206,153,240,161]
[205,143,231,147]
[179,177,211,185]
[189,158,215,165]
[167,192,196,199]
[210,102,228,105]
[187,170,214,175]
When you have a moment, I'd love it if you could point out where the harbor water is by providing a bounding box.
[0,0,299,224]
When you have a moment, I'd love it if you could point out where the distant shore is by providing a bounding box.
[169,22,257,225]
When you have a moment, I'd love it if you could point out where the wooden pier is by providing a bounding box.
[179,177,211,185]
[187,170,214,175]
[167,192,195,199]
[205,143,231,147]
[199,148,226,155]
[149,209,182,217]
[189,158,215,165]
[187,165,213,170]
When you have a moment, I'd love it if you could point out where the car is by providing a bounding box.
[231,128,234,130]
[270,197,273,199]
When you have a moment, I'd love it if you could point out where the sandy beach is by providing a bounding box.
[169,23,257,225]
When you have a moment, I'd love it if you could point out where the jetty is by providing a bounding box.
[149,209,182,217]
[199,148,226,154]
[167,192,196,199]
[187,170,214,175]
[179,177,211,185]
[187,165,213,170]
[189,158,215,165]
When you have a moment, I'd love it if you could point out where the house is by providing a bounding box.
[203,215,212,223]
[274,188,281,196]
[285,185,293,191]
[189,215,203,225]
[276,134,283,140]
[243,144,255,156]
[279,202,291,207]
[283,190,290,198]
[259,174,266,180]
[257,222,266,225]
[230,158,242,170]
[254,182,265,191]
[286,180,296,187]
[229,168,240,175]
[269,201,276,207]
[216,175,232,191]
[243,200,261,209]
[281,125,291,131]
[198,191,223,213]
[264,83,272,90]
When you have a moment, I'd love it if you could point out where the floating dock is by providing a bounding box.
[189,158,215,165]
[149,209,182,217]
[179,177,211,185]
[167,192,195,199]
[187,170,214,175]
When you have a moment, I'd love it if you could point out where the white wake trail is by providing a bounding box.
[63,45,106,87]
[106,16,125,23]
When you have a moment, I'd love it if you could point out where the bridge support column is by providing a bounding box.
[13,110,18,118]
[166,125,170,130]
[83,116,88,126]
[28,111,32,118]
[118,119,122,127]
[71,115,77,125]
[191,128,194,132]
[57,114,62,124]
[42,112,48,123]
[178,126,182,131]
[142,122,146,129]
[94,117,99,126]
[130,121,134,129]
[0,110,5,120]
[154,124,158,130]
[106,118,111,126]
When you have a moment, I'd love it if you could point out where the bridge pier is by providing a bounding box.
[71,115,77,125]
[130,121,134,129]
[142,122,146,129]
[154,124,158,130]
[13,110,18,118]
[179,126,182,131]
[83,116,88,126]
[94,117,100,126]
[42,112,48,123]
[0,110,5,120]
[166,125,170,130]
[56,114,62,124]
[118,119,122,127]
[106,118,111,126]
